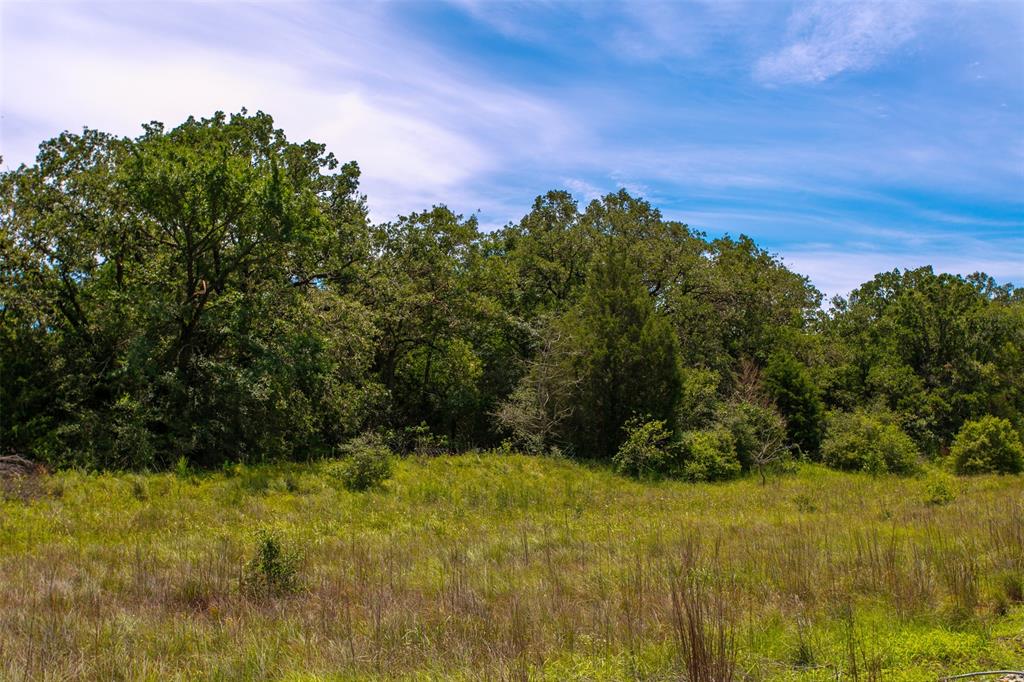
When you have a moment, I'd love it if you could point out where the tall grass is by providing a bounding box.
[668,539,736,682]
[0,457,1022,680]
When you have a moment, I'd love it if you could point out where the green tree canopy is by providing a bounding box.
[4,110,1020,472]
[1,111,377,466]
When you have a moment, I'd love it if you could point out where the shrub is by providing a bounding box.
[128,475,148,501]
[793,493,817,513]
[327,434,393,491]
[680,427,741,482]
[407,424,450,456]
[613,418,674,478]
[951,416,1024,475]
[1000,570,1024,603]
[821,410,920,475]
[717,401,788,474]
[243,528,301,597]
[494,383,548,455]
[922,472,957,506]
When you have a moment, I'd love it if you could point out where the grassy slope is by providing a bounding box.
[1,455,1022,681]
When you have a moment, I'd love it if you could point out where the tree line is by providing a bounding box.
[2,111,1022,475]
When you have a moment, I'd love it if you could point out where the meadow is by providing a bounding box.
[1,454,1022,681]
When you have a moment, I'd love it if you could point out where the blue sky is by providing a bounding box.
[2,1,1022,297]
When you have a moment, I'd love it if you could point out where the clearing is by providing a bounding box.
[1,455,1022,680]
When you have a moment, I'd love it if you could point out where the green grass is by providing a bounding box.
[1,455,1022,680]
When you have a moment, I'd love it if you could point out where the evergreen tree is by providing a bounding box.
[561,246,683,459]
[763,351,825,457]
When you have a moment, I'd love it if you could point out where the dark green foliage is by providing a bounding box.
[560,247,684,459]
[497,244,685,459]
[951,416,1024,475]
[668,236,820,378]
[327,434,394,491]
[613,418,674,478]
[822,410,920,475]
[1,111,377,468]
[821,268,1024,453]
[764,352,825,458]
[368,207,505,446]
[676,368,722,432]
[3,110,1019,477]
[393,423,450,456]
[499,190,593,314]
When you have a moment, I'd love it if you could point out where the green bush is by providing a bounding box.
[921,471,957,506]
[680,427,741,482]
[717,400,788,472]
[243,528,301,597]
[174,456,193,480]
[327,434,394,491]
[821,410,920,475]
[613,418,674,478]
[405,423,450,456]
[951,416,1024,475]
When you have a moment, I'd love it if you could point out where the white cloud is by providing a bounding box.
[5,38,482,191]
[755,1,923,84]
[0,1,574,221]
[2,0,1018,297]
[781,246,1024,301]
[673,203,1023,299]
[447,0,557,43]
[564,178,604,202]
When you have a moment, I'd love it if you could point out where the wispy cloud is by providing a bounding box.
[564,178,604,202]
[755,1,924,84]
[0,2,574,220]
[680,204,1024,298]
[781,242,1024,300]
[2,0,1019,296]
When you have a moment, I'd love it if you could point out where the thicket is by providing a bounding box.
[821,410,920,475]
[951,415,1024,475]
[2,111,1022,474]
[326,434,394,491]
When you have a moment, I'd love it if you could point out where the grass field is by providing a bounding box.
[1,454,1022,681]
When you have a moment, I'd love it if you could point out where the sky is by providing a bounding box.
[1,0,1022,298]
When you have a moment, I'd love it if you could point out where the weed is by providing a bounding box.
[668,542,736,682]
[998,570,1024,604]
[238,466,272,494]
[792,616,816,667]
[281,474,302,493]
[243,528,302,598]
[922,472,957,506]
[793,493,817,513]
[174,455,191,479]
[128,475,148,501]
